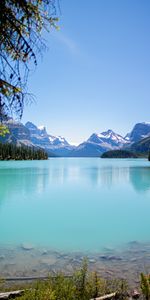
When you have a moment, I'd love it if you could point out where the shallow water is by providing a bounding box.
[0,158,150,280]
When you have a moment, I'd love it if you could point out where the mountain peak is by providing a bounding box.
[127,122,150,143]
[25,121,37,129]
[141,122,150,125]
[1,119,150,157]
[101,129,115,137]
[87,130,127,148]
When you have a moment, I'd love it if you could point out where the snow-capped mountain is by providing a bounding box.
[25,121,74,155]
[48,135,69,147]
[125,122,150,143]
[1,120,150,157]
[69,141,109,157]
[0,119,33,147]
[0,120,73,156]
[88,130,128,147]
[25,122,50,147]
[69,130,128,157]
[25,121,69,148]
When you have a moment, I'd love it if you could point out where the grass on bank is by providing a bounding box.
[1,260,150,300]
[0,261,129,300]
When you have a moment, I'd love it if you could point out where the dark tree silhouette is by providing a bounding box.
[0,0,59,121]
[0,142,48,160]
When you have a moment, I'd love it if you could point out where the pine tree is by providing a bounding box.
[0,143,48,160]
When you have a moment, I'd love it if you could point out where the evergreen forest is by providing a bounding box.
[0,143,48,160]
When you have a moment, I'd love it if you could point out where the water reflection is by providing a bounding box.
[82,166,130,187]
[82,165,150,192]
[0,159,150,251]
[129,167,150,192]
[0,160,150,204]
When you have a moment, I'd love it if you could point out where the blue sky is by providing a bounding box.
[22,0,150,145]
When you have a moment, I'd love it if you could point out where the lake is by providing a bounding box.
[0,158,150,280]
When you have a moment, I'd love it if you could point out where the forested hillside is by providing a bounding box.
[101,150,138,158]
[0,143,48,160]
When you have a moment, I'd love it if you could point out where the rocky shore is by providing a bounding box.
[0,241,150,287]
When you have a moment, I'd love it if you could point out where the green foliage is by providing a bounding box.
[106,278,128,300]
[86,271,107,299]
[73,258,88,300]
[0,124,9,136]
[141,273,150,300]
[0,0,59,119]
[53,274,76,300]
[0,142,48,160]
[0,277,5,288]
[20,280,56,300]
[15,260,129,300]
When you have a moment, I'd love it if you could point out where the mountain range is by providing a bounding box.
[1,120,150,157]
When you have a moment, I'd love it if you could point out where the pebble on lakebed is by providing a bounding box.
[21,243,35,251]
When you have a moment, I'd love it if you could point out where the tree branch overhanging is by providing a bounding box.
[0,0,59,121]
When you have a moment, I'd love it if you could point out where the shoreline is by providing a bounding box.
[0,241,150,287]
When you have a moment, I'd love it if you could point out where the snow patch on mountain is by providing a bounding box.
[126,122,150,143]
[25,121,73,156]
[38,125,45,130]
[2,119,150,157]
[87,130,128,147]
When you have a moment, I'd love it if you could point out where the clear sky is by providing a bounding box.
[22,0,150,145]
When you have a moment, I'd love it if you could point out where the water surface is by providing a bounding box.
[0,158,150,252]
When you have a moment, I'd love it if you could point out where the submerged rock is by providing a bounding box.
[40,257,57,266]
[128,241,141,247]
[99,255,122,261]
[0,255,5,260]
[89,259,96,263]
[21,243,34,251]
[41,249,48,255]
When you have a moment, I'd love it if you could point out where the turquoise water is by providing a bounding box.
[0,158,150,252]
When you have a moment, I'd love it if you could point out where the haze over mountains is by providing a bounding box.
[1,120,150,157]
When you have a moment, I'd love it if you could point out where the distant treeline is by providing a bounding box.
[0,143,48,160]
[101,150,138,158]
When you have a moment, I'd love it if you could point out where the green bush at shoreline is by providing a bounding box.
[0,260,139,300]
[1,263,150,300]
